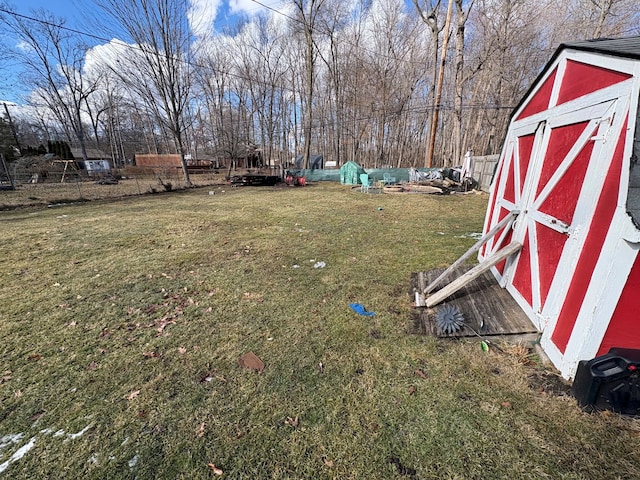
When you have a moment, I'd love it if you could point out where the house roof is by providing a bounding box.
[70,148,109,160]
[560,37,640,61]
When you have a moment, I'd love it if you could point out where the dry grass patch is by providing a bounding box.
[1,183,639,479]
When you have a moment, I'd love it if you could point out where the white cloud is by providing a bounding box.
[16,40,32,52]
[189,0,224,36]
[84,39,130,76]
[229,0,284,16]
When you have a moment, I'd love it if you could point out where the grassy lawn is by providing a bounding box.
[1,183,639,479]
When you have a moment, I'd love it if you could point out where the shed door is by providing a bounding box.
[487,100,619,329]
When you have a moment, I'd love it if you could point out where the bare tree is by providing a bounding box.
[0,9,98,162]
[451,0,475,166]
[413,0,443,167]
[92,0,196,186]
[291,0,328,169]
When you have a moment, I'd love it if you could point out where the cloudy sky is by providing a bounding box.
[13,0,285,32]
[1,0,286,102]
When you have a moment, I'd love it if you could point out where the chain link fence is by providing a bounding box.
[1,164,226,209]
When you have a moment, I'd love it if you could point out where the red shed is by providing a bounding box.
[479,37,640,379]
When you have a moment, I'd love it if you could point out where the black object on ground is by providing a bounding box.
[230,174,281,186]
[572,348,640,415]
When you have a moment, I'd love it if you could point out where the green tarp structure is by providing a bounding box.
[339,161,366,185]
[285,165,440,183]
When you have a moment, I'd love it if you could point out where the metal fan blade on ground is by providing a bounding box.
[435,305,465,335]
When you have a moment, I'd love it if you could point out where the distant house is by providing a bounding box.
[70,147,111,175]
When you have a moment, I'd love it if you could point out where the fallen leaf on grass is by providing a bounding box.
[323,457,334,468]
[126,390,141,400]
[14,390,22,398]
[501,401,512,409]
[238,352,265,372]
[87,361,98,370]
[196,422,206,438]
[31,411,44,421]
[285,416,299,428]
[414,369,428,379]
[156,319,175,334]
[207,463,223,475]
[28,354,42,361]
[408,385,416,395]
[178,347,187,354]
[1,370,11,383]
[143,351,162,359]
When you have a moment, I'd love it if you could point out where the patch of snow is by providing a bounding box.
[53,430,66,437]
[0,437,36,473]
[0,434,24,453]
[67,424,92,440]
[455,232,483,240]
[128,454,139,468]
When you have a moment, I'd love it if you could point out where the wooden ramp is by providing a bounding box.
[410,265,538,338]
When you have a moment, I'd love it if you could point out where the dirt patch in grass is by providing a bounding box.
[527,370,572,396]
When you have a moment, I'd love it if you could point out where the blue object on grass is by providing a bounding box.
[349,303,375,316]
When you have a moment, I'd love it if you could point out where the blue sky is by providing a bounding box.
[8,0,278,34]
[9,0,83,28]
[0,0,282,103]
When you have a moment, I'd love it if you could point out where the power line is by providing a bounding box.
[0,7,113,44]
